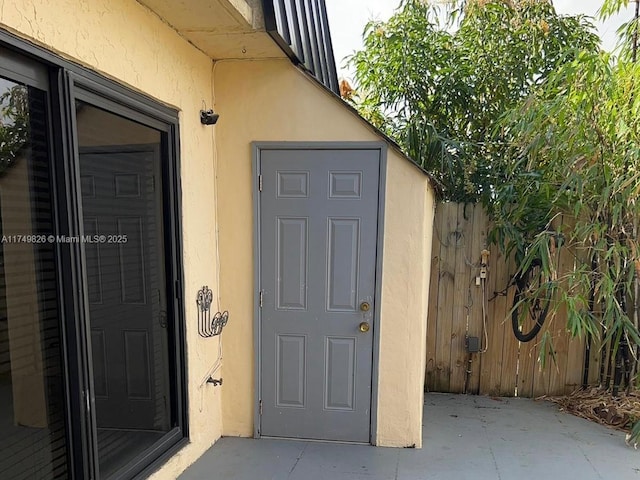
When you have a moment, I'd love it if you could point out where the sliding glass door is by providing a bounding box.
[0,65,69,478]
[0,43,186,480]
[76,101,174,478]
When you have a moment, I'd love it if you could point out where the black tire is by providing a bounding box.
[511,258,551,342]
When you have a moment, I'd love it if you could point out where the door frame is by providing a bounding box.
[69,85,188,478]
[252,141,387,444]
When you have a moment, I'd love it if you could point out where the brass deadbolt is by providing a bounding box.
[360,301,371,312]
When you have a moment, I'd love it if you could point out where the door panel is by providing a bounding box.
[80,149,159,430]
[76,101,173,478]
[324,337,356,410]
[275,334,306,407]
[259,148,380,442]
[327,218,360,311]
[0,74,70,479]
[277,217,308,310]
[117,216,146,304]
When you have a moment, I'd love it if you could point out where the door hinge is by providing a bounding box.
[258,174,263,192]
[259,399,262,416]
[259,290,263,308]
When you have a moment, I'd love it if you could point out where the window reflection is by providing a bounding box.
[0,77,69,479]
[76,101,172,478]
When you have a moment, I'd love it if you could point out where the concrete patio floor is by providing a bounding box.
[178,393,639,480]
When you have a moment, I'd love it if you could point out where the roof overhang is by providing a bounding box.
[138,0,286,59]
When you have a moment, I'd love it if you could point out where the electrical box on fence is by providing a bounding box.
[466,336,480,353]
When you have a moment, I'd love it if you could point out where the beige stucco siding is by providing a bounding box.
[376,156,435,447]
[214,58,435,448]
[1,1,226,477]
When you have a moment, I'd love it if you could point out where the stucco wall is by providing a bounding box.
[0,0,226,478]
[376,155,436,447]
[214,59,435,448]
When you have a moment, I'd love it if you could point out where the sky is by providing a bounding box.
[325,0,636,81]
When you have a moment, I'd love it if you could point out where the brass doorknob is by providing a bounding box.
[360,301,370,312]
[358,321,370,333]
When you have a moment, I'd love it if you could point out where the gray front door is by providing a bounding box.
[258,147,380,442]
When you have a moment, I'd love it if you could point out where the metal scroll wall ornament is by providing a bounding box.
[196,286,229,338]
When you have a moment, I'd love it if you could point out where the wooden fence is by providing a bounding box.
[425,202,600,397]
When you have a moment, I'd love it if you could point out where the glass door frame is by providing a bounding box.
[0,44,78,480]
[67,74,188,480]
[0,30,188,480]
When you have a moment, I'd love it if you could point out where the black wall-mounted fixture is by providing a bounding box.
[200,109,219,125]
[196,285,229,337]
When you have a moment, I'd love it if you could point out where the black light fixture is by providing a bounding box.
[200,109,219,125]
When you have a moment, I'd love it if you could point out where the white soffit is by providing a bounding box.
[139,0,285,59]
[139,0,253,32]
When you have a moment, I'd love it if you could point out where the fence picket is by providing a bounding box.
[449,204,475,393]
[468,205,487,394]
[425,203,442,392]
[433,203,457,392]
